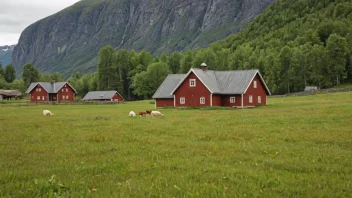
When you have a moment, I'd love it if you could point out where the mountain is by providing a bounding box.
[0,45,15,67]
[12,0,274,77]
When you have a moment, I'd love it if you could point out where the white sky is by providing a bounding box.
[0,0,80,46]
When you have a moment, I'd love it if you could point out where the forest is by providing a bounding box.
[0,0,351,99]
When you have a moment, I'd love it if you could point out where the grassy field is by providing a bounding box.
[0,92,351,197]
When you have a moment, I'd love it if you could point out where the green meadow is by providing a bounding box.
[0,92,351,197]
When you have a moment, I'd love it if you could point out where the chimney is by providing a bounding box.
[200,63,208,71]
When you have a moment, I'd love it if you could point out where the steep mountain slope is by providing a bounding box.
[12,0,274,76]
[0,45,15,67]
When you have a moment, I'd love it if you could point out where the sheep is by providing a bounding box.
[43,110,54,116]
[146,110,152,115]
[138,111,148,117]
[129,111,136,117]
[151,110,164,116]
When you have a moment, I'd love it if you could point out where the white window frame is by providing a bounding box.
[66,95,69,99]
[189,79,196,87]
[258,96,261,104]
[249,95,253,104]
[62,95,65,100]
[37,96,40,100]
[200,97,205,104]
[253,81,257,88]
[66,88,68,92]
[180,97,185,104]
[230,97,236,103]
[42,96,45,101]
[62,89,64,92]
[38,88,41,92]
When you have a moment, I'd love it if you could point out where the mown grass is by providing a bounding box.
[0,92,352,197]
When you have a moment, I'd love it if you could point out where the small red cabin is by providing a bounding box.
[25,82,77,102]
[82,91,124,102]
[153,63,271,108]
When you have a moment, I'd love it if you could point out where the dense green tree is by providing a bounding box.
[98,46,115,90]
[50,72,65,82]
[22,63,40,87]
[279,46,293,93]
[4,64,16,83]
[39,73,51,82]
[180,51,193,73]
[327,34,349,85]
[159,53,168,63]
[133,62,169,98]
[307,45,330,87]
[168,52,182,74]
[8,79,27,93]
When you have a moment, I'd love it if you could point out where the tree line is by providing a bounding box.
[0,62,66,95]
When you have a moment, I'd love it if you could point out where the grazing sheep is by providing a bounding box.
[139,111,148,117]
[151,110,164,116]
[43,110,54,116]
[129,111,136,117]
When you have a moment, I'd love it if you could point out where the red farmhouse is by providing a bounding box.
[82,91,124,102]
[153,63,271,108]
[25,82,77,102]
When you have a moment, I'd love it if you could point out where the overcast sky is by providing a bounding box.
[0,0,80,46]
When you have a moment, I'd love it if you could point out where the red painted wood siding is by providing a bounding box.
[57,84,75,101]
[156,99,174,108]
[212,94,222,106]
[174,72,211,107]
[221,95,242,107]
[29,84,48,102]
[243,74,267,106]
[110,93,124,102]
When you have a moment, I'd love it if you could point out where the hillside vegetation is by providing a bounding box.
[0,92,351,197]
[72,0,352,99]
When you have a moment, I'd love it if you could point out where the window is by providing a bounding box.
[200,97,205,104]
[66,88,68,92]
[189,79,196,87]
[66,95,69,99]
[180,97,185,104]
[62,89,64,92]
[230,97,236,103]
[42,96,45,101]
[253,81,257,88]
[37,96,40,100]
[62,95,65,100]
[249,95,253,104]
[258,96,262,104]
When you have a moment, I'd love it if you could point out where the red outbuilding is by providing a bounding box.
[82,91,124,102]
[153,63,271,108]
[25,82,77,102]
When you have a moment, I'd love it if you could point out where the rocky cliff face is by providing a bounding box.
[0,45,15,67]
[12,0,274,76]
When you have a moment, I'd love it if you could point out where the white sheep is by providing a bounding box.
[129,111,137,117]
[151,110,164,116]
[43,110,54,116]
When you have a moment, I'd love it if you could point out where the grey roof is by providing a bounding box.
[82,91,121,100]
[0,90,22,96]
[152,74,185,98]
[25,82,77,94]
[154,68,271,99]
[215,70,259,94]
